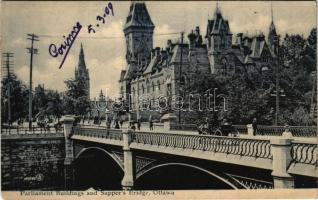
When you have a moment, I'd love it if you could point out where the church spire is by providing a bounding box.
[268,2,278,52]
[271,1,273,22]
[78,43,87,71]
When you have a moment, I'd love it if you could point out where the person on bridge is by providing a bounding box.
[106,118,111,129]
[252,118,258,136]
[149,115,153,131]
[114,119,120,129]
[137,120,141,130]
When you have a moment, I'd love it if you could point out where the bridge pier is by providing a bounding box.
[61,115,75,189]
[121,129,135,190]
[271,138,294,188]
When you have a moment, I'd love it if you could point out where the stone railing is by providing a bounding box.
[1,126,63,135]
[131,131,272,159]
[72,126,123,141]
[256,126,317,137]
[170,123,198,131]
[291,141,317,165]
[168,123,316,137]
[233,125,248,134]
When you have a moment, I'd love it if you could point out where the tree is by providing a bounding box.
[64,77,90,116]
[1,74,28,123]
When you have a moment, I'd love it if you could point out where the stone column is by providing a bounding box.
[161,113,177,130]
[121,129,135,190]
[61,115,75,189]
[271,138,294,188]
[247,124,254,136]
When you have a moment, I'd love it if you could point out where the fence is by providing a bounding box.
[169,123,316,137]
[131,131,272,159]
[291,141,317,165]
[72,126,123,141]
[1,126,63,135]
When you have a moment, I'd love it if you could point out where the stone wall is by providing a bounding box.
[1,135,65,190]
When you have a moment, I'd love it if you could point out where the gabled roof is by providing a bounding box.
[250,36,266,58]
[206,7,231,36]
[119,70,126,82]
[170,44,189,63]
[124,2,155,31]
[143,55,158,74]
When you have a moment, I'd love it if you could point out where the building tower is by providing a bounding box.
[123,1,155,70]
[206,4,232,74]
[268,2,278,53]
[75,43,90,99]
[119,2,155,102]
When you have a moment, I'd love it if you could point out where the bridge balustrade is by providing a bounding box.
[170,123,316,137]
[291,141,317,165]
[131,131,272,159]
[72,126,123,141]
[1,126,63,135]
[257,126,317,137]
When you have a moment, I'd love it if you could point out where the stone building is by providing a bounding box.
[119,2,279,121]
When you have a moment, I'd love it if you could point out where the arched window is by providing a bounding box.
[180,75,187,85]
[146,79,150,93]
[152,82,155,92]
[142,85,145,94]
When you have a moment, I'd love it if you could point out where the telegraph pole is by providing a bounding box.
[273,34,280,125]
[27,34,39,130]
[2,52,14,125]
[178,32,184,124]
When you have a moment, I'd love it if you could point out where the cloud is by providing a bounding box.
[86,55,124,99]
[154,24,176,48]
[16,54,77,92]
[10,38,28,48]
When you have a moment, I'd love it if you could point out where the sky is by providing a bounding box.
[2,1,316,99]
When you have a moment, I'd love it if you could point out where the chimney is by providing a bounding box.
[155,47,160,56]
[236,33,243,46]
[195,26,200,36]
[151,49,156,59]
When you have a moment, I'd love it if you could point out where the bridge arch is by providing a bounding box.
[75,147,124,171]
[136,162,237,189]
[73,147,124,190]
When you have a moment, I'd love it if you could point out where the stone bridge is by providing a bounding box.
[61,116,317,190]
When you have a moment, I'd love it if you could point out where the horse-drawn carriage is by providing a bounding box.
[197,119,239,137]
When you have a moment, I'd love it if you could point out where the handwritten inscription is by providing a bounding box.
[48,2,114,69]
[49,22,82,69]
[88,2,114,34]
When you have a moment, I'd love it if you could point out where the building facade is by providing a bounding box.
[119,2,278,121]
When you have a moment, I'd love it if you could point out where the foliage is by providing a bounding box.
[64,77,91,116]
[183,28,317,126]
[1,74,28,123]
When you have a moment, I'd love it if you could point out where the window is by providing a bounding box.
[157,80,161,90]
[180,75,187,85]
[142,85,145,94]
[152,82,155,91]
[167,83,172,96]
[221,58,228,76]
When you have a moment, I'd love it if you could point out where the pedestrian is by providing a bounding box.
[252,118,258,136]
[131,122,136,131]
[114,119,120,129]
[149,117,153,131]
[137,120,141,130]
[120,119,124,129]
[106,119,111,129]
